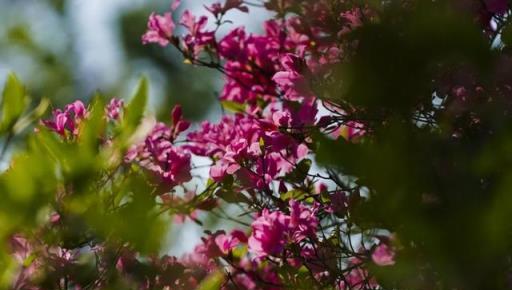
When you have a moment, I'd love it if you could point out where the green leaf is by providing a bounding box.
[217,188,249,204]
[124,77,148,133]
[221,100,245,113]
[0,73,28,132]
[79,96,106,150]
[280,189,307,201]
[231,245,248,259]
[501,24,512,47]
[12,97,50,134]
[284,158,312,184]
[196,271,224,290]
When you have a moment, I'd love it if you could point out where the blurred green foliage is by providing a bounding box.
[0,75,168,286]
[315,1,512,289]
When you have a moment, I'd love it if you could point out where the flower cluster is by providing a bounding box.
[12,0,512,289]
[126,108,192,187]
[42,100,87,137]
[248,200,318,259]
[13,0,404,288]
[186,113,309,190]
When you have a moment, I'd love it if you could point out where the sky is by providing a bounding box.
[70,0,270,97]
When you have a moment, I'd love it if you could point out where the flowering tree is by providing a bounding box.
[1,0,512,289]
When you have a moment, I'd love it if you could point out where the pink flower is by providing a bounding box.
[210,159,241,182]
[248,201,318,258]
[289,200,318,242]
[181,232,223,270]
[43,110,67,135]
[170,0,181,11]
[372,243,396,266]
[10,235,39,290]
[218,27,247,59]
[248,209,290,258]
[65,100,87,118]
[217,22,281,104]
[161,146,192,184]
[142,12,175,46]
[170,105,191,137]
[338,8,363,36]
[273,54,313,101]
[42,100,87,137]
[127,122,192,186]
[315,182,328,194]
[180,10,215,57]
[106,98,124,120]
[206,0,248,17]
[186,115,263,180]
[295,97,318,126]
[272,110,291,127]
[214,230,248,254]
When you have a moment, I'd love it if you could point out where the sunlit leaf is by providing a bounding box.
[221,100,245,113]
[0,73,28,132]
[196,271,224,290]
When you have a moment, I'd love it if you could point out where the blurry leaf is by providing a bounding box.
[231,245,248,259]
[196,271,224,290]
[333,2,489,115]
[0,73,28,132]
[12,97,50,134]
[6,26,33,47]
[0,133,58,239]
[79,96,106,151]
[217,188,248,204]
[284,159,312,184]
[221,100,246,113]
[501,24,512,47]
[280,189,307,201]
[123,77,148,134]
[82,171,167,254]
[49,0,66,13]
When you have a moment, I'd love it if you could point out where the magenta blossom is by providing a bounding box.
[273,53,314,101]
[289,200,319,243]
[106,98,124,120]
[42,100,87,137]
[170,105,191,138]
[206,0,248,17]
[248,209,290,258]
[142,12,175,46]
[372,243,396,266]
[126,121,192,186]
[248,201,318,258]
[215,229,248,254]
[180,10,215,58]
[217,23,281,104]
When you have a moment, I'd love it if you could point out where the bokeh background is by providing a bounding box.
[0,0,268,255]
[0,0,269,119]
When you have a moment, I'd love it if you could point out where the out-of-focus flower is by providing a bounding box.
[106,98,124,120]
[372,243,396,266]
[142,12,175,46]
